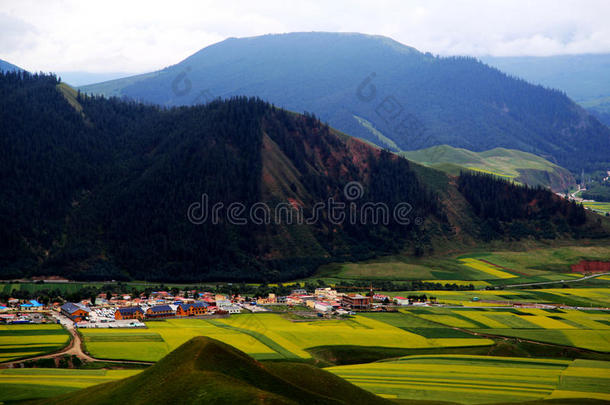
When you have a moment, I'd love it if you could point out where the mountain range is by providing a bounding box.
[80,32,610,173]
[1,71,606,282]
[481,53,610,126]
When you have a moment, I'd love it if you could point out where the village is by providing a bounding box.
[0,287,438,327]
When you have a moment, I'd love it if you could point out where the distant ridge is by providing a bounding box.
[81,32,610,172]
[27,336,391,405]
[0,59,23,72]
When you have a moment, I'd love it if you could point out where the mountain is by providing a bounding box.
[480,54,610,126]
[80,32,610,173]
[0,59,23,72]
[56,71,140,87]
[27,336,391,405]
[401,145,576,192]
[1,72,606,282]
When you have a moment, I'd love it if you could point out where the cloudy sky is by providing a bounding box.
[2,0,610,75]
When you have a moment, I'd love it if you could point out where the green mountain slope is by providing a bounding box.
[80,32,610,172]
[26,337,390,405]
[1,72,607,282]
[402,145,576,192]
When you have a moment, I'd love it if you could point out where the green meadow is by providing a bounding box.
[79,315,494,362]
[0,324,70,363]
[0,368,140,403]
[327,355,610,403]
[401,306,610,353]
[314,243,610,285]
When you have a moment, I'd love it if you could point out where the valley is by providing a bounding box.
[1,5,610,403]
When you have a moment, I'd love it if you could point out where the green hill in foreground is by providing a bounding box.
[26,337,390,405]
[401,145,576,192]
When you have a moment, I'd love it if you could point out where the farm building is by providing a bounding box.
[19,300,43,310]
[146,305,175,318]
[176,302,208,316]
[341,294,372,310]
[217,300,241,314]
[61,302,91,322]
[115,306,145,320]
[314,301,333,312]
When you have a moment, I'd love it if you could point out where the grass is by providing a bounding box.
[80,318,277,362]
[80,314,493,363]
[400,144,574,191]
[312,243,610,285]
[0,325,70,363]
[0,368,140,402]
[400,307,610,353]
[376,288,610,308]
[327,355,610,404]
[458,258,517,279]
[29,336,390,405]
[582,201,610,215]
[216,314,493,360]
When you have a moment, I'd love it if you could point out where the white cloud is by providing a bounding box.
[1,0,609,73]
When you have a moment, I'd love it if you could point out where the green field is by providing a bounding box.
[327,355,610,403]
[0,368,141,402]
[378,288,610,308]
[0,324,70,363]
[401,307,610,353]
[79,315,493,362]
[583,201,610,215]
[80,318,279,362]
[314,244,610,285]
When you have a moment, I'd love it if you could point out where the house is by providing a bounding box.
[145,305,175,318]
[341,294,372,310]
[315,288,337,299]
[291,289,307,295]
[61,302,91,322]
[314,301,333,312]
[373,294,389,302]
[394,296,410,306]
[216,300,241,314]
[115,306,144,320]
[176,302,208,316]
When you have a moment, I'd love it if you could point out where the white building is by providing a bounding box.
[314,301,333,312]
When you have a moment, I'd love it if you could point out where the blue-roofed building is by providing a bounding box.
[145,305,174,318]
[60,302,91,321]
[115,306,144,320]
[176,301,208,316]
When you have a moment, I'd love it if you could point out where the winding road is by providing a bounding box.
[0,313,153,368]
[494,272,610,289]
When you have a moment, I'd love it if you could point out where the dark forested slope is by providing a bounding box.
[1,72,606,282]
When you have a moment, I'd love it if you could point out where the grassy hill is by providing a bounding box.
[26,336,391,405]
[401,145,576,192]
[80,32,610,173]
